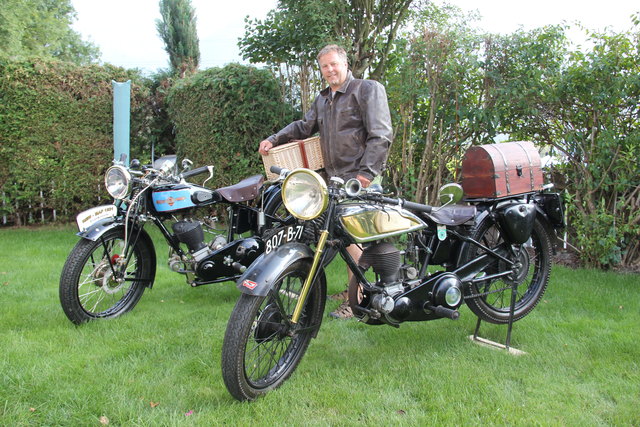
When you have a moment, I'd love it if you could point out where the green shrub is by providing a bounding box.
[166,63,296,188]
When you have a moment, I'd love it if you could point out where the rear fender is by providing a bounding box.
[236,242,314,296]
[533,206,562,253]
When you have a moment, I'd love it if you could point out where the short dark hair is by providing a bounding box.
[317,44,348,64]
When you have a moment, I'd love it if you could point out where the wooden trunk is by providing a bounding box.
[461,141,544,198]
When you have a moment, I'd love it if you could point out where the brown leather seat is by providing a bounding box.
[216,175,264,202]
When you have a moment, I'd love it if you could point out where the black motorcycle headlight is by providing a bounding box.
[282,169,328,220]
[105,165,132,199]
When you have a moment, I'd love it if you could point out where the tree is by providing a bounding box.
[156,0,200,77]
[333,0,417,80]
[239,0,418,113]
[239,0,334,113]
[384,3,488,202]
[484,26,640,268]
[0,0,99,64]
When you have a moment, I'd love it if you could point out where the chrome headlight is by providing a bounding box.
[104,165,131,199]
[282,169,328,220]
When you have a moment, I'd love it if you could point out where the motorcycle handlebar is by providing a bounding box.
[368,195,433,214]
[181,166,211,180]
[269,165,284,175]
[401,199,433,214]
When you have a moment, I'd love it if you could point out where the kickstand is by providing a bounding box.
[469,281,525,356]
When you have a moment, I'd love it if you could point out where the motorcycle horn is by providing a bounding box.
[345,178,362,197]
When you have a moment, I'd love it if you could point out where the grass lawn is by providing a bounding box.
[1,225,638,425]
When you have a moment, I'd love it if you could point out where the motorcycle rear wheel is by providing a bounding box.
[460,216,552,324]
[59,227,154,325]
[263,187,294,229]
[221,260,325,401]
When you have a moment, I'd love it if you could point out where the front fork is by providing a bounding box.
[291,230,329,324]
[290,200,336,324]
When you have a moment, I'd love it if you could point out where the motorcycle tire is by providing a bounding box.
[460,215,552,324]
[263,187,294,229]
[59,226,155,325]
[221,259,326,401]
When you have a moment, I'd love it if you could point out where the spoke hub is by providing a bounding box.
[505,247,531,286]
[254,305,288,343]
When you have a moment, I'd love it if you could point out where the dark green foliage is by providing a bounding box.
[384,2,640,268]
[166,63,297,188]
[383,3,490,202]
[156,0,200,77]
[239,0,335,112]
[0,60,152,225]
[483,27,640,268]
[239,0,333,66]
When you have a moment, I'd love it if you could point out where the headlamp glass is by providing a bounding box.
[104,166,131,199]
[282,169,328,220]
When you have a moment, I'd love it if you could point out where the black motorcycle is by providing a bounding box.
[59,156,292,325]
[221,165,564,401]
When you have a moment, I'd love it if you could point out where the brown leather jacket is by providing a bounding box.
[268,72,393,181]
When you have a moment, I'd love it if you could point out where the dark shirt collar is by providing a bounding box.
[320,71,354,98]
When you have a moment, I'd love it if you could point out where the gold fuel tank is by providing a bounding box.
[337,203,426,243]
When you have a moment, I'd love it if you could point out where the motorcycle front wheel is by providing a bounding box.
[59,227,155,325]
[221,259,326,401]
[460,216,552,324]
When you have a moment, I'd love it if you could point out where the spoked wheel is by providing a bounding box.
[460,216,552,324]
[59,227,155,325]
[221,260,326,401]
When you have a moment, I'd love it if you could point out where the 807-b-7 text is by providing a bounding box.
[265,225,305,254]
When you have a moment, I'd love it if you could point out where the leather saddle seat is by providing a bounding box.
[215,175,265,202]
[423,204,476,226]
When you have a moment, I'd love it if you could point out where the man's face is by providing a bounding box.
[319,51,348,91]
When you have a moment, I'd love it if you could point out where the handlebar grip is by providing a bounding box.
[182,166,211,180]
[401,200,433,214]
[376,196,432,214]
[269,166,284,175]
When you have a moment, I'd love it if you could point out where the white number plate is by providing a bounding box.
[265,225,305,254]
[76,205,117,232]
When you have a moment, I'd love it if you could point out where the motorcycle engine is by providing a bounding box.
[359,242,404,314]
[172,220,208,257]
[360,242,400,285]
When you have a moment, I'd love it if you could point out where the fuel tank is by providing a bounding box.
[151,184,218,213]
[337,203,426,243]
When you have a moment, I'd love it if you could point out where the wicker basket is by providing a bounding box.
[261,136,324,179]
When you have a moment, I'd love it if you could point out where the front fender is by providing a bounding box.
[236,242,314,296]
[77,219,123,241]
[77,220,157,289]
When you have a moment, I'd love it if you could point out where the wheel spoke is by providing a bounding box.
[465,218,550,322]
[88,289,107,313]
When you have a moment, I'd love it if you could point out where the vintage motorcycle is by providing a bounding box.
[59,155,291,325]
[221,164,565,401]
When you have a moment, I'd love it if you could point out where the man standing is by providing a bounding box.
[258,44,393,318]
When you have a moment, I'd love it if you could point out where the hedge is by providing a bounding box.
[0,60,152,225]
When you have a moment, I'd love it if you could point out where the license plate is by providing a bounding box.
[76,205,117,232]
[264,225,305,254]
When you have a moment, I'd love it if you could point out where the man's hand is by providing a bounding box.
[259,139,273,155]
[356,174,371,188]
